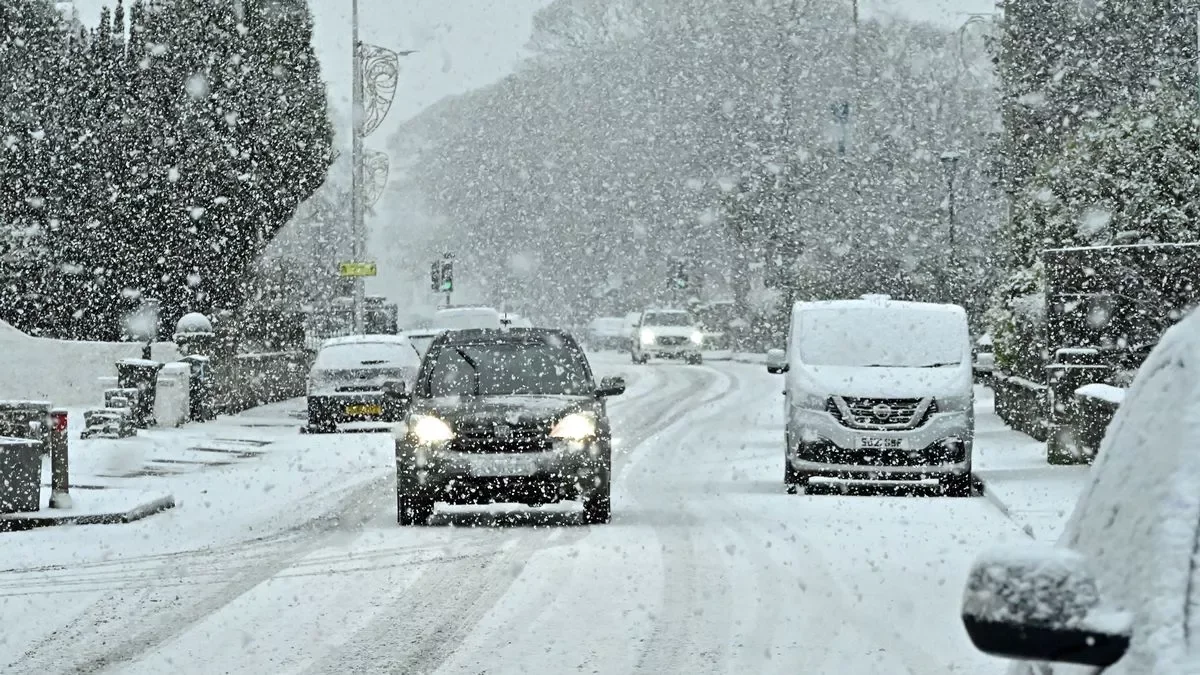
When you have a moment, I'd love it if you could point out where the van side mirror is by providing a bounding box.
[962,546,1130,667]
[766,349,788,374]
[597,376,626,398]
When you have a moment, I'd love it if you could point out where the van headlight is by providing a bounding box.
[550,413,596,441]
[409,415,455,443]
[640,328,655,345]
[690,330,703,345]
[935,394,973,412]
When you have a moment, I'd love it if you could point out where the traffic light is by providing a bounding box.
[430,262,441,291]
[439,259,453,292]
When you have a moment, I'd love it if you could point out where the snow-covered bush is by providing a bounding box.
[985,260,1048,380]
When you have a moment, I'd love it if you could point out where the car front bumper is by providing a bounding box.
[636,342,701,356]
[397,439,609,500]
[787,408,973,476]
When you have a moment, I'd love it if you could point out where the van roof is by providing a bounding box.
[793,299,966,317]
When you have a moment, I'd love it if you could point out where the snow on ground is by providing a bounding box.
[972,386,1092,542]
[0,356,1083,674]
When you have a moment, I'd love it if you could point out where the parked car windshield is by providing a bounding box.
[427,340,593,396]
[314,342,418,370]
[798,308,966,368]
[643,312,693,326]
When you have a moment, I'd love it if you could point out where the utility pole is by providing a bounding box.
[350,0,366,334]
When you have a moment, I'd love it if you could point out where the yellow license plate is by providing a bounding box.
[345,404,382,417]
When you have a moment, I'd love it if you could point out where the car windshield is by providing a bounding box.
[644,312,693,326]
[315,342,416,370]
[427,340,592,396]
[798,308,966,368]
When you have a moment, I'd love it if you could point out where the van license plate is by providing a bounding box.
[469,455,540,477]
[857,437,903,450]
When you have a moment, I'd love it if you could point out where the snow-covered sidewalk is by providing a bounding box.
[972,386,1091,541]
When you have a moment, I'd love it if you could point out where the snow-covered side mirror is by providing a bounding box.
[766,349,788,374]
[962,546,1130,668]
[596,376,626,398]
[382,379,409,400]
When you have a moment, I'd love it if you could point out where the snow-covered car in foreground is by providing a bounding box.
[632,309,704,364]
[961,308,1200,675]
[394,328,625,526]
[305,335,421,433]
[586,316,627,351]
[767,295,975,495]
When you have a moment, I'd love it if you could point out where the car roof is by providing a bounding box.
[320,334,412,348]
[434,327,575,345]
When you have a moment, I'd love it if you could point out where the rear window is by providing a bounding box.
[643,312,693,327]
[315,342,419,370]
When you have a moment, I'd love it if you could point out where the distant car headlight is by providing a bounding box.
[550,413,597,441]
[690,330,703,345]
[409,415,455,443]
[640,328,655,345]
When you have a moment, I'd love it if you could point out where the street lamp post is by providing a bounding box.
[940,151,961,246]
[350,0,366,334]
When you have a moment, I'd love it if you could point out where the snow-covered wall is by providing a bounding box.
[0,320,180,407]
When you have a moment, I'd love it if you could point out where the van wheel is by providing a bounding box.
[941,473,973,497]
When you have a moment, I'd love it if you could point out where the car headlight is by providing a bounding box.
[690,330,703,345]
[793,392,830,411]
[935,394,973,412]
[409,415,455,443]
[640,328,655,345]
[550,413,597,441]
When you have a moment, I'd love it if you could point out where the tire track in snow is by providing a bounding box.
[9,473,392,674]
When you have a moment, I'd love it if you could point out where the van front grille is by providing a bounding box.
[830,396,935,430]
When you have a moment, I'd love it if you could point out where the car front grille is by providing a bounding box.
[828,397,936,430]
[451,422,551,453]
[656,336,688,346]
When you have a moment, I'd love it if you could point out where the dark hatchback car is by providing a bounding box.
[392,328,625,526]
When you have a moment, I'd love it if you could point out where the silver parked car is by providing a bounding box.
[305,335,421,433]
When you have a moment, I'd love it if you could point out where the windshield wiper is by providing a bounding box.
[453,348,481,395]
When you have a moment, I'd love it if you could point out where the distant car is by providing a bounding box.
[767,295,974,496]
[393,328,626,526]
[432,306,503,331]
[631,309,703,365]
[586,317,627,351]
[960,307,1200,674]
[305,335,421,433]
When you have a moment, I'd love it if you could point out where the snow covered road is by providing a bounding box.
[2,357,1027,674]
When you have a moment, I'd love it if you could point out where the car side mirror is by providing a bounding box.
[962,546,1130,668]
[383,379,409,400]
[596,376,626,398]
[766,349,789,374]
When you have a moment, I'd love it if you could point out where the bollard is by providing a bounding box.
[48,408,71,509]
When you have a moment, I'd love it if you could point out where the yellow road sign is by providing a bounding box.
[338,261,377,277]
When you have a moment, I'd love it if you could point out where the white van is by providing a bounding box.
[432,306,502,332]
[766,295,974,495]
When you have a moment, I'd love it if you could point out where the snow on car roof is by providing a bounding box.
[321,334,413,348]
[793,298,966,316]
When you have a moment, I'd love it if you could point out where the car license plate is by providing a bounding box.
[469,454,541,477]
[345,403,382,417]
[856,436,903,450]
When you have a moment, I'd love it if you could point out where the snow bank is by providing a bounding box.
[0,320,179,406]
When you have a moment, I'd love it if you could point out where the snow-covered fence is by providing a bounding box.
[1046,349,1113,464]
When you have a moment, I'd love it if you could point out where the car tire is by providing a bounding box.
[582,463,612,524]
[397,493,434,525]
[941,473,973,497]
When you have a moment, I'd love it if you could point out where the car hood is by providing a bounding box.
[414,395,596,429]
[802,365,968,399]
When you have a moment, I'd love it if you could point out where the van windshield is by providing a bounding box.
[797,308,965,368]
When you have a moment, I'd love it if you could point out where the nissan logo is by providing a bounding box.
[494,423,512,439]
[872,403,894,421]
